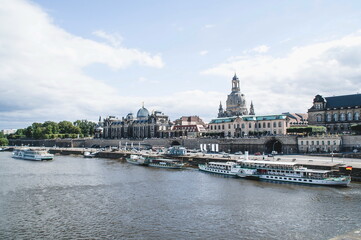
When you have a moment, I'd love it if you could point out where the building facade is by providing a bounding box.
[170,116,207,138]
[218,74,255,117]
[297,135,341,153]
[208,114,290,138]
[308,94,361,133]
[102,105,171,139]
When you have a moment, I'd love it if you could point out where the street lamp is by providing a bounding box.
[272,141,279,154]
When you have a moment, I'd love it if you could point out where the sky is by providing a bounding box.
[1,0,361,130]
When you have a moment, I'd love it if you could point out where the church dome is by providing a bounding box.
[137,106,149,119]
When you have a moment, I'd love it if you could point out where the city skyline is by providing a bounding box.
[1,0,361,129]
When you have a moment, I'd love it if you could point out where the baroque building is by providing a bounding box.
[308,94,361,133]
[208,114,290,138]
[101,104,171,139]
[218,74,255,117]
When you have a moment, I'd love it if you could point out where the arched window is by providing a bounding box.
[263,123,266,128]
[273,122,276,127]
[242,123,245,128]
[278,122,282,127]
[355,112,360,121]
[333,113,338,121]
[347,112,353,121]
[316,115,322,122]
[340,113,346,121]
[326,114,331,122]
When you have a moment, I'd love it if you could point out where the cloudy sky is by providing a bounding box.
[1,0,361,129]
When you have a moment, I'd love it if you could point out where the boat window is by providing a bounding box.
[309,180,312,182]
[294,179,296,180]
[289,178,292,180]
[298,179,301,181]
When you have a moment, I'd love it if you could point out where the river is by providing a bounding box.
[1,152,361,240]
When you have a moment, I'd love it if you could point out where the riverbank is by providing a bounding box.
[7,146,361,181]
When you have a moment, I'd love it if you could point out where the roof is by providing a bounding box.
[209,114,287,124]
[325,94,361,108]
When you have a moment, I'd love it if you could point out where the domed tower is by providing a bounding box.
[225,73,248,116]
[137,103,150,120]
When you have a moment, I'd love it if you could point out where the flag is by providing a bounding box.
[346,166,353,171]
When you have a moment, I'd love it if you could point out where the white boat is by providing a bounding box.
[148,158,184,169]
[198,161,241,176]
[126,154,149,165]
[83,151,98,158]
[12,148,54,161]
[237,160,351,187]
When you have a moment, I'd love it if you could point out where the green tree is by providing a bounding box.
[0,137,9,146]
[58,121,74,134]
[74,120,96,136]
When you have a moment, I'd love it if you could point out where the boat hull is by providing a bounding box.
[257,174,350,187]
[148,163,184,169]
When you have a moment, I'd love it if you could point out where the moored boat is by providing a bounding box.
[198,161,241,176]
[83,151,98,158]
[148,158,184,169]
[12,148,54,161]
[126,154,149,165]
[237,160,351,187]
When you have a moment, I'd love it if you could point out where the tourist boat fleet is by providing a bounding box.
[198,160,351,187]
[8,146,352,187]
[12,148,54,161]
[126,154,185,169]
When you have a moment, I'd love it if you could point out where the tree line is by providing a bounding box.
[7,120,96,140]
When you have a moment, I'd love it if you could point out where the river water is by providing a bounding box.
[1,152,361,240]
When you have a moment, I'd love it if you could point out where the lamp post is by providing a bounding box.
[272,141,279,154]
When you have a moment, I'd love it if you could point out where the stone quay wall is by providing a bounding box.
[9,135,298,154]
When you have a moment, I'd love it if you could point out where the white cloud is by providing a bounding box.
[0,0,164,128]
[199,50,209,56]
[201,31,361,115]
[252,45,269,53]
[93,30,123,48]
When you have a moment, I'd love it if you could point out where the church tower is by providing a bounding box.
[249,101,255,115]
[225,73,248,116]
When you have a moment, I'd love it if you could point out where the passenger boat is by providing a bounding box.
[126,154,149,165]
[83,151,98,158]
[12,148,54,161]
[198,161,241,176]
[237,160,351,187]
[148,158,184,169]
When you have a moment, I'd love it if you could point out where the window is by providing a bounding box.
[301,141,303,145]
[258,123,261,128]
[229,124,231,129]
[242,123,245,128]
[333,113,338,121]
[326,114,331,122]
[327,141,330,145]
[222,125,225,130]
[278,122,282,127]
[347,112,353,121]
[316,115,322,122]
[249,123,252,128]
[311,141,314,145]
[306,141,309,145]
[316,141,319,145]
[268,123,270,128]
[322,141,324,145]
[263,123,266,128]
[273,122,276,127]
[340,113,346,121]
[355,112,360,121]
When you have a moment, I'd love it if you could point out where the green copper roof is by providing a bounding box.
[209,115,287,124]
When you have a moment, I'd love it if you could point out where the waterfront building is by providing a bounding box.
[207,114,290,138]
[1,129,17,135]
[282,112,308,126]
[297,135,341,153]
[170,116,207,138]
[102,104,171,139]
[308,94,361,133]
[218,74,255,117]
